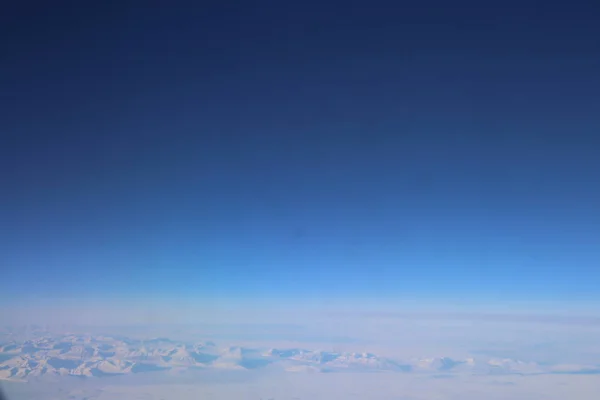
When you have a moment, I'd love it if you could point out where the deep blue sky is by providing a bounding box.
[2,1,600,305]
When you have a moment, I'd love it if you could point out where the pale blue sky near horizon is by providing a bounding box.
[2,1,600,310]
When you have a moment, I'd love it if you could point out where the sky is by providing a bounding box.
[1,1,600,315]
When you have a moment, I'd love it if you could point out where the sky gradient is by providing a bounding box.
[2,1,600,310]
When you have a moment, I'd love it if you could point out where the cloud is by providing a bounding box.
[324,310,600,327]
[3,369,600,400]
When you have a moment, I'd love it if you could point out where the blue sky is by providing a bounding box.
[1,1,600,310]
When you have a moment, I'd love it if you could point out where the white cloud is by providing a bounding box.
[3,369,600,400]
[2,297,600,399]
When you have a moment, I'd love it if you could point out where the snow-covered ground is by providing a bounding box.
[2,331,599,382]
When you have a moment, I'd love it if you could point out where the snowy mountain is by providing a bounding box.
[0,332,596,382]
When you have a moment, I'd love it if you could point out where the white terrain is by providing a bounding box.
[2,329,599,382]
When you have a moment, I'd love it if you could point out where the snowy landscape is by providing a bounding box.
[2,328,599,382]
